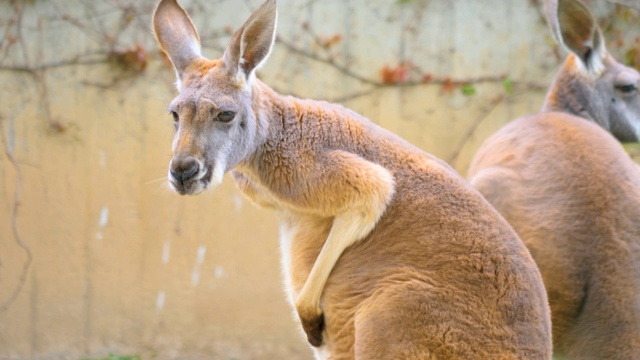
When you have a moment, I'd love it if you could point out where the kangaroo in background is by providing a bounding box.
[153,0,551,358]
[468,0,640,358]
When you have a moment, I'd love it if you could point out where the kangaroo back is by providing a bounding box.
[468,0,640,358]
[153,0,552,358]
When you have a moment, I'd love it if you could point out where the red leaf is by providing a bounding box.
[321,34,343,48]
[380,62,412,84]
[442,77,456,94]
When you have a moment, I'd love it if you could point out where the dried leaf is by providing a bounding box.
[380,62,411,84]
[321,34,343,48]
[109,44,148,73]
[380,66,396,84]
[442,77,456,94]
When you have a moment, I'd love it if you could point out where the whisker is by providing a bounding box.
[154,181,172,195]
[145,176,168,185]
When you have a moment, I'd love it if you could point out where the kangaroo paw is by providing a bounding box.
[300,310,325,347]
[296,303,325,347]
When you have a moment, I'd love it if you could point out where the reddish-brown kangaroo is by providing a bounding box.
[153,0,551,358]
[468,0,640,358]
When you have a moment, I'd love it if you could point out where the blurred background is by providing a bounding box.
[0,0,638,359]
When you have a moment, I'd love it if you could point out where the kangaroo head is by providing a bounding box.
[543,0,640,142]
[153,0,277,195]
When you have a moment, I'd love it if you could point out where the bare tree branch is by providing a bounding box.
[0,111,33,314]
[448,95,506,166]
[276,37,509,88]
[0,58,109,73]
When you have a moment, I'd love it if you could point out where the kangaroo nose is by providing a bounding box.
[170,157,199,185]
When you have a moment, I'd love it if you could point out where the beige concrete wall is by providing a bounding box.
[0,0,637,359]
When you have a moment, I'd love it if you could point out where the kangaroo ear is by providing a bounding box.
[545,0,606,74]
[223,0,277,84]
[153,0,202,81]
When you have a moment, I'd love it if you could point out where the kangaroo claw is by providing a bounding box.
[300,311,325,347]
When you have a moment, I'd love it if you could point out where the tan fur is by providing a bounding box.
[468,0,640,358]
[153,0,552,358]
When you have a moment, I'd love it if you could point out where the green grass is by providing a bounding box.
[80,354,141,360]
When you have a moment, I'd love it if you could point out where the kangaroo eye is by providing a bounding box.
[170,111,179,129]
[217,111,236,123]
[616,84,637,93]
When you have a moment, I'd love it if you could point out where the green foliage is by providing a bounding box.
[623,143,640,164]
[599,5,640,69]
[502,77,513,95]
[460,83,477,96]
[625,47,640,70]
[80,354,141,360]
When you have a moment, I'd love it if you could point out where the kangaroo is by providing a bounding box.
[153,0,551,358]
[468,0,640,358]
